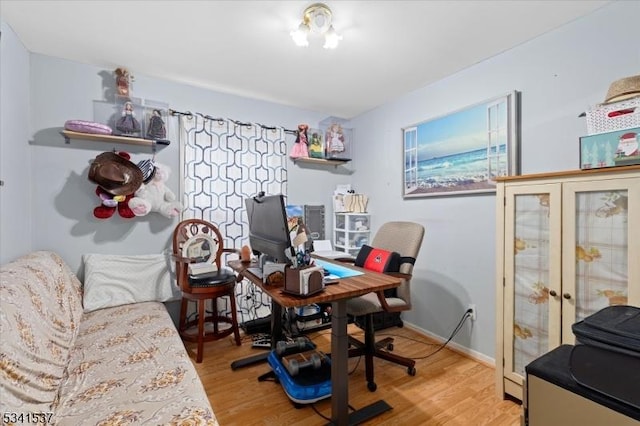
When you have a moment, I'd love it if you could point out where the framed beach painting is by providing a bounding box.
[403,91,520,198]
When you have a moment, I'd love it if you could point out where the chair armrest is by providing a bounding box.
[223,248,241,256]
[384,271,412,281]
[221,249,243,282]
[375,290,411,313]
[223,248,241,267]
[375,271,412,312]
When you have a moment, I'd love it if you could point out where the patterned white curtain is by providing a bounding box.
[179,114,288,322]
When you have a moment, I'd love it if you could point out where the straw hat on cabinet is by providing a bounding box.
[603,74,640,104]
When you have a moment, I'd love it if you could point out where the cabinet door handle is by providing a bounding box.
[549,290,557,297]
[563,293,572,300]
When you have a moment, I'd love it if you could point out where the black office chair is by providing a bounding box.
[345,221,425,391]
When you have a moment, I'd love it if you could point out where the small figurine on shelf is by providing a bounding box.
[308,131,324,158]
[325,123,345,156]
[115,101,141,136]
[289,124,309,159]
[115,67,133,98]
[146,109,166,140]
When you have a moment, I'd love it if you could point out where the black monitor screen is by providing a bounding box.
[245,193,294,264]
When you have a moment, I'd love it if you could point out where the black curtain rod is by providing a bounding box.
[169,109,298,135]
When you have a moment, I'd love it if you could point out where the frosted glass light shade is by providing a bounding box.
[291,23,310,47]
[323,25,342,49]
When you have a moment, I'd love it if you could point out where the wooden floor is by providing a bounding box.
[187,323,522,425]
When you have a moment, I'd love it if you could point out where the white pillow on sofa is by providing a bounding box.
[82,253,181,312]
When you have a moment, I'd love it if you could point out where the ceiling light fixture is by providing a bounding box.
[290,3,342,49]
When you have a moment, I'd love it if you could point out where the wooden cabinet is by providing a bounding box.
[495,166,640,400]
[334,213,370,257]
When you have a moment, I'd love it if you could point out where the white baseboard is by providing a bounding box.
[403,322,496,367]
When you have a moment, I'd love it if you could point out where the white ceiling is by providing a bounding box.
[1,0,610,118]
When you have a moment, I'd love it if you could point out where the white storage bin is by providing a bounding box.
[586,97,640,135]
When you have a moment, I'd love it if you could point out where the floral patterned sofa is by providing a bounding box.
[0,251,218,425]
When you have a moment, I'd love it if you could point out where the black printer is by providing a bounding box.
[524,305,640,425]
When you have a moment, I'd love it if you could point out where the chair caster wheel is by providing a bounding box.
[408,366,416,376]
[387,343,394,351]
[367,381,377,392]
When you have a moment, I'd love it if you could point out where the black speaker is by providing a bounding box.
[304,205,325,241]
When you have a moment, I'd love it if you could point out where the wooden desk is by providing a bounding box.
[228,258,401,426]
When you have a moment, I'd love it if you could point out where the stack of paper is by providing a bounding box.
[188,262,217,275]
[312,240,350,259]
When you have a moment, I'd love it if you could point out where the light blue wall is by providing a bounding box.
[1,1,638,361]
[350,1,640,359]
[25,55,350,276]
[0,22,31,265]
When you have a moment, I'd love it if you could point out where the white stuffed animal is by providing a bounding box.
[129,163,181,218]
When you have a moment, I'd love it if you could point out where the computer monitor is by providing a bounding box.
[245,193,294,264]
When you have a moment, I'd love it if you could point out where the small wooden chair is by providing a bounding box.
[172,219,241,363]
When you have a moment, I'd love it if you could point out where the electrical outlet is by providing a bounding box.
[467,304,476,321]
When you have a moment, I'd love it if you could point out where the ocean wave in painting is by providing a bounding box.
[406,145,507,194]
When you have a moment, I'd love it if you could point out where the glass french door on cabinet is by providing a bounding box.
[503,184,562,383]
[561,179,639,341]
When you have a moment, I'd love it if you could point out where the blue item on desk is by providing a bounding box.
[314,258,364,279]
